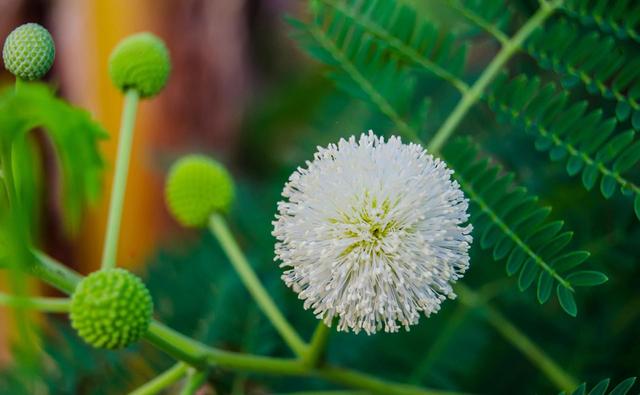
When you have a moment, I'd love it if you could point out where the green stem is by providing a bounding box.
[409,304,470,384]
[427,0,562,153]
[303,322,331,367]
[208,213,308,357]
[15,77,26,92]
[179,369,207,395]
[28,253,467,395]
[0,293,70,313]
[128,362,188,395]
[101,89,140,270]
[456,284,578,392]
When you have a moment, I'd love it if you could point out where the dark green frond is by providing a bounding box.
[440,0,513,43]
[442,137,602,316]
[486,73,640,220]
[308,0,470,93]
[561,0,640,43]
[527,18,640,118]
[289,15,420,140]
[559,377,637,395]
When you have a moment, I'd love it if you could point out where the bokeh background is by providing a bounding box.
[0,0,638,394]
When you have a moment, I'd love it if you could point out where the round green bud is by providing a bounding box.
[165,155,235,227]
[108,32,170,98]
[70,268,153,349]
[2,23,55,81]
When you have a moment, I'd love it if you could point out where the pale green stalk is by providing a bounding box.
[0,293,70,313]
[456,284,578,392]
[208,213,308,357]
[128,362,188,395]
[179,369,207,395]
[101,89,140,269]
[303,322,331,367]
[29,252,467,395]
[427,0,563,153]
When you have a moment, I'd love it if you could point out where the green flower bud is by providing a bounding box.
[70,268,153,349]
[108,32,170,98]
[165,155,235,227]
[2,23,55,81]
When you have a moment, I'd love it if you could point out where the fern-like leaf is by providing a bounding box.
[440,0,513,43]
[527,18,640,123]
[0,84,105,233]
[443,137,603,315]
[308,0,470,93]
[559,377,637,395]
[561,0,640,43]
[487,73,640,220]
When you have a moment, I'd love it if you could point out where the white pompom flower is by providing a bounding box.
[273,131,473,334]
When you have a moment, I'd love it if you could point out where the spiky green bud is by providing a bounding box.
[70,269,153,349]
[165,155,235,227]
[2,23,55,81]
[108,32,170,98]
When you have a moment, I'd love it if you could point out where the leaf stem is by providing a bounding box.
[101,89,140,270]
[179,368,207,395]
[303,322,331,367]
[0,293,70,313]
[456,284,578,392]
[128,362,188,395]
[28,252,467,395]
[208,213,308,357]
[427,0,563,153]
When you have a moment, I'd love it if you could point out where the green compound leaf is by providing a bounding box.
[486,73,640,220]
[527,18,640,115]
[291,0,469,96]
[561,0,640,44]
[442,137,602,314]
[0,83,105,234]
[560,377,637,395]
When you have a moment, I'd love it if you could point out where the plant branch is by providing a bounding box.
[427,0,563,153]
[128,362,188,395]
[101,89,140,270]
[28,251,467,395]
[208,214,308,357]
[456,284,578,392]
[303,322,331,367]
[179,368,207,395]
[0,293,70,313]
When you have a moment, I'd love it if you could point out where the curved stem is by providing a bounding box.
[456,284,578,392]
[303,322,331,367]
[427,0,563,153]
[28,251,467,395]
[101,89,140,270]
[128,362,188,395]
[208,214,308,357]
[0,293,70,313]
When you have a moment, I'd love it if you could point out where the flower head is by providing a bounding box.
[165,155,235,227]
[273,131,472,334]
[2,23,55,81]
[70,268,153,349]
[109,32,170,97]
